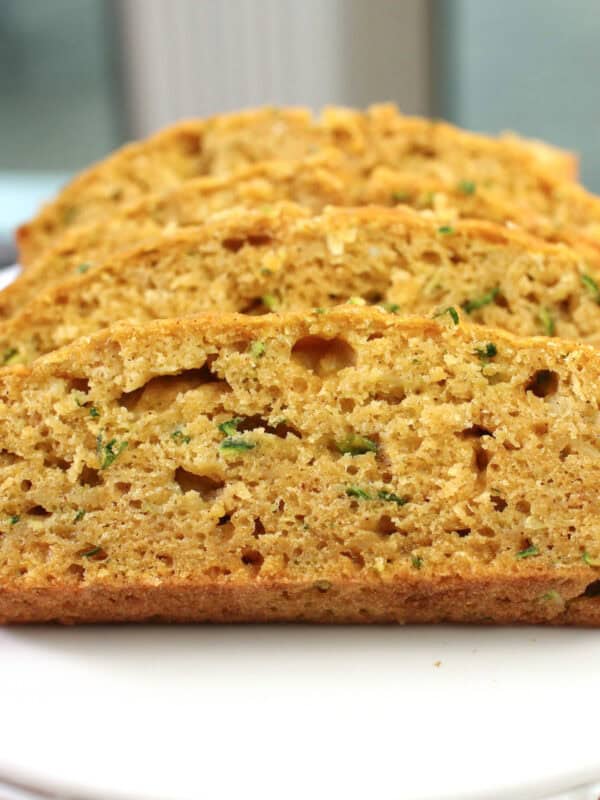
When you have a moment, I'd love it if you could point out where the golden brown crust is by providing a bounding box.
[16,103,577,265]
[556,596,600,626]
[0,574,590,625]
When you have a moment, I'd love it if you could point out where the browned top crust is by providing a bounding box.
[16,103,577,265]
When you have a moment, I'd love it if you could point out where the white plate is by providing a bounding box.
[2,626,600,800]
[1,264,599,800]
[0,263,20,289]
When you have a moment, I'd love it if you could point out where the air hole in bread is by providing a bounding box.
[422,250,442,266]
[237,415,302,439]
[115,482,131,495]
[518,538,535,555]
[559,296,574,314]
[222,237,244,253]
[474,444,490,473]
[241,548,264,570]
[77,545,107,561]
[516,500,531,514]
[67,563,85,581]
[526,370,559,398]
[253,518,266,537]
[247,234,273,247]
[68,377,90,394]
[490,495,507,512]
[494,293,510,310]
[79,466,102,487]
[45,455,72,471]
[21,479,32,492]
[584,580,600,598]
[377,515,398,535]
[460,425,494,438]
[364,291,384,304]
[119,360,225,411]
[174,468,224,500]
[239,297,271,315]
[222,234,271,251]
[222,233,272,251]
[27,505,51,518]
[0,450,22,467]
[559,445,572,461]
[291,336,356,376]
[503,440,520,452]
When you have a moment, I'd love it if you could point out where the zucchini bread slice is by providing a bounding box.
[373,168,600,265]
[1,308,599,624]
[3,203,600,368]
[6,157,600,321]
[16,103,576,266]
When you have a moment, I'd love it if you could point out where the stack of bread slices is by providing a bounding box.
[2,104,600,625]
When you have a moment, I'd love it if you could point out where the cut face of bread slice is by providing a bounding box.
[6,156,600,321]
[16,103,576,265]
[1,153,360,317]
[371,168,600,264]
[0,308,598,624]
[2,204,600,369]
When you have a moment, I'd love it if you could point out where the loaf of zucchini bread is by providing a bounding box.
[1,307,599,624]
[3,203,600,368]
[16,103,576,265]
[7,156,600,320]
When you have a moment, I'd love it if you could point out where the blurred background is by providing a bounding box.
[1,0,599,265]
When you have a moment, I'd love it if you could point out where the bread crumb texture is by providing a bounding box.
[4,204,600,369]
[7,152,600,318]
[16,103,576,265]
[1,308,599,624]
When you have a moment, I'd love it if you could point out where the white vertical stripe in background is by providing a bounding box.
[117,0,431,136]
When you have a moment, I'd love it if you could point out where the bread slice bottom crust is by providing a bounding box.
[0,575,594,625]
